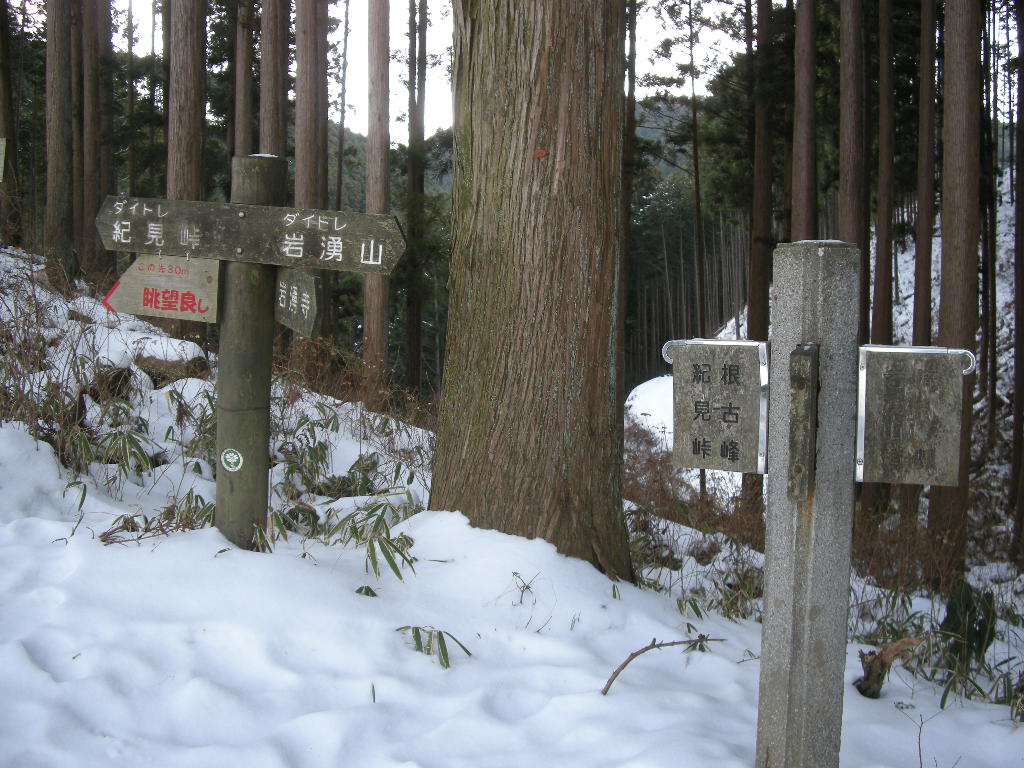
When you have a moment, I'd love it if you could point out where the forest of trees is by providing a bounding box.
[0,0,1022,587]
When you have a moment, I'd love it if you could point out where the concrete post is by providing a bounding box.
[214,156,286,548]
[755,241,860,768]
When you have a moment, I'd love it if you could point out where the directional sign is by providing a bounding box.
[95,196,404,275]
[856,345,975,486]
[275,268,322,338]
[663,338,769,474]
[102,254,219,323]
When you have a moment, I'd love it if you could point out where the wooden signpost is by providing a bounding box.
[663,241,975,768]
[96,156,405,548]
[0,138,6,182]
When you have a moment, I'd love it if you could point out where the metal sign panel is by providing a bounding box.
[275,268,322,338]
[95,196,405,275]
[663,339,768,474]
[102,254,219,323]
[856,345,975,486]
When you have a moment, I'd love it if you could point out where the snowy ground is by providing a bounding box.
[0,248,1021,767]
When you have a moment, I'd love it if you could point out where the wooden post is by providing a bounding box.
[214,156,285,548]
[755,241,860,768]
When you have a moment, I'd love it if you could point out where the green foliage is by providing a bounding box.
[395,625,472,669]
[938,579,997,675]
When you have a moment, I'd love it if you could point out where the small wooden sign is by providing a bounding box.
[275,268,322,338]
[663,339,768,474]
[102,254,219,323]
[856,345,974,486]
[95,196,404,275]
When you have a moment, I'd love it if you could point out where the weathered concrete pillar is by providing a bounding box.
[214,155,286,548]
[755,241,860,768]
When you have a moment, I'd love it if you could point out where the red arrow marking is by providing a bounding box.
[101,280,121,314]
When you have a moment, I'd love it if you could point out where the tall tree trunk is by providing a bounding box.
[928,0,980,593]
[790,0,816,241]
[688,0,708,507]
[126,0,136,195]
[334,0,351,210]
[233,0,253,157]
[1013,0,1024,567]
[914,0,936,348]
[740,0,773,551]
[363,0,390,406]
[431,0,632,581]
[259,0,288,158]
[80,0,101,279]
[70,3,83,263]
[872,1,894,347]
[404,0,426,394]
[295,0,321,207]
[0,0,21,244]
[620,0,637,408]
[839,0,867,347]
[317,0,329,207]
[166,0,206,340]
[45,0,74,289]
[98,0,112,262]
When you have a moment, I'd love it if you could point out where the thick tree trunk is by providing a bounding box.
[363,0,390,405]
[790,0,816,241]
[259,0,288,158]
[430,1,633,581]
[45,0,74,288]
[928,0,980,593]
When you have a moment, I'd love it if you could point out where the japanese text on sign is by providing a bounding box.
[663,339,768,475]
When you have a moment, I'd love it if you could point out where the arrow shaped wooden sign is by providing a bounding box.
[102,254,219,323]
[95,196,405,275]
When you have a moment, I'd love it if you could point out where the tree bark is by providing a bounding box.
[80,0,101,279]
[0,0,21,244]
[295,0,321,207]
[404,0,426,394]
[790,0,816,241]
[740,0,773,550]
[166,0,206,341]
[928,0,980,593]
[430,0,633,581]
[259,0,288,158]
[335,0,351,210]
[363,0,390,405]
[45,0,75,288]
[166,0,205,201]
[233,0,253,157]
[1012,0,1024,566]
[914,0,936,348]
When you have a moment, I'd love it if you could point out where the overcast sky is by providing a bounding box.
[108,0,737,144]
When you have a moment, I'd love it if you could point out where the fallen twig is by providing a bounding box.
[602,635,725,695]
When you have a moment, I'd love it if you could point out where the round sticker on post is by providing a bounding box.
[220,448,244,472]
